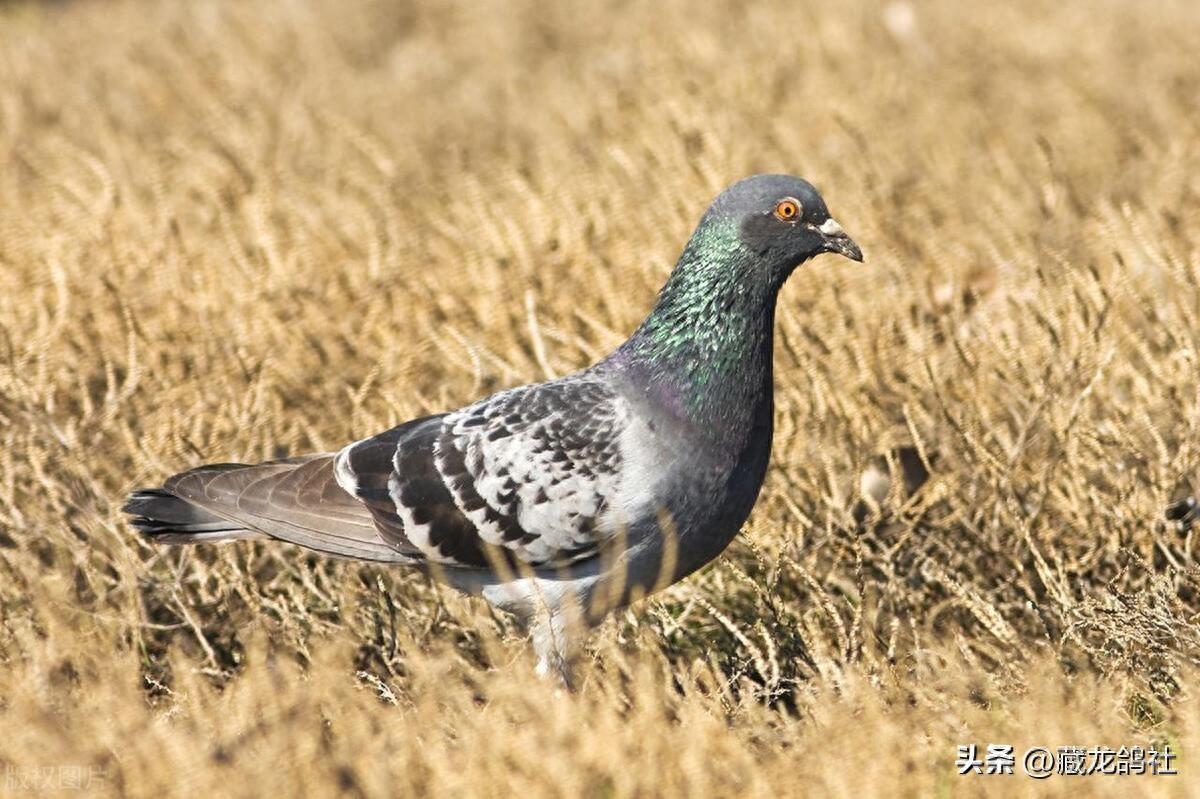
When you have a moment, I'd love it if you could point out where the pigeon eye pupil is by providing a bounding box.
[774,198,801,221]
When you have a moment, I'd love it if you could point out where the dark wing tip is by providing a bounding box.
[122,487,175,516]
[122,487,249,542]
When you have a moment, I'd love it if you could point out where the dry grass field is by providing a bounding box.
[2,0,1200,795]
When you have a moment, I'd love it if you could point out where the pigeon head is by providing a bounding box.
[703,173,863,278]
[616,174,863,427]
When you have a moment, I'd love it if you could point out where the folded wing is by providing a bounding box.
[335,377,629,569]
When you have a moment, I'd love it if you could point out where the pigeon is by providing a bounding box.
[1166,495,1197,534]
[852,445,934,524]
[125,174,863,683]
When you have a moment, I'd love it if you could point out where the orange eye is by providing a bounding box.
[773,198,801,221]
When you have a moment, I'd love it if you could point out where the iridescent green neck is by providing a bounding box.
[614,217,779,430]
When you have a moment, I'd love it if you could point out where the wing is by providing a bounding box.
[335,377,630,569]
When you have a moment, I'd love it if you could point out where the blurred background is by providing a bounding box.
[1,0,1199,795]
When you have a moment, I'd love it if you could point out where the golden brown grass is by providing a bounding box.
[2,0,1200,795]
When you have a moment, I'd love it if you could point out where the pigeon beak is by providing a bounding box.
[817,217,864,262]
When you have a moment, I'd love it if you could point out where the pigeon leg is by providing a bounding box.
[530,605,576,690]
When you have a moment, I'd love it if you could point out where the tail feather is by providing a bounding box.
[124,456,415,563]
[124,487,264,545]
